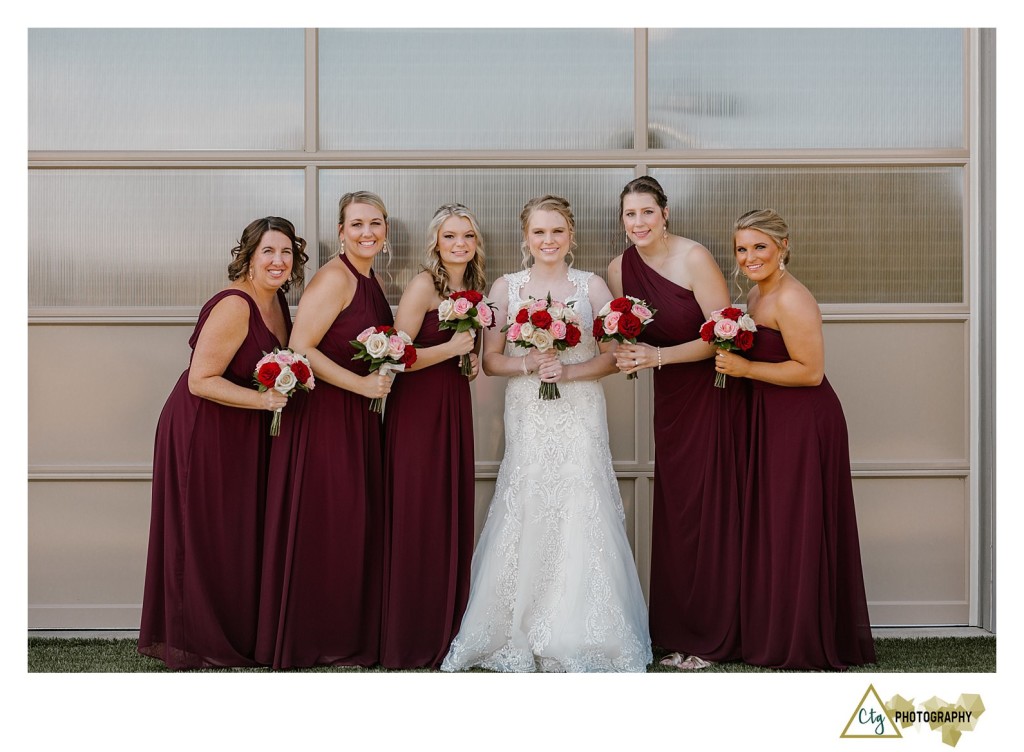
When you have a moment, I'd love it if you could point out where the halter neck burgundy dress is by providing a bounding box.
[138,288,291,669]
[621,245,747,662]
[740,326,875,670]
[380,308,475,669]
[255,253,393,669]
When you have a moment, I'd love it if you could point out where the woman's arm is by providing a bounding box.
[187,294,287,411]
[547,273,618,384]
[394,273,475,372]
[481,276,554,377]
[287,263,391,399]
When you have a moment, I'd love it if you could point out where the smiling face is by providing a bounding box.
[622,192,669,248]
[436,215,478,268]
[339,202,387,260]
[525,208,573,267]
[734,227,788,282]
[249,230,295,291]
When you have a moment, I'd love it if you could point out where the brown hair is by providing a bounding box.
[227,216,308,293]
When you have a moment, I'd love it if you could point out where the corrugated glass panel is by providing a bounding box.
[28,29,305,151]
[28,170,305,307]
[319,168,635,303]
[319,29,634,150]
[648,29,963,149]
[650,166,963,304]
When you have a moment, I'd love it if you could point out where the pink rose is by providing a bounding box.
[506,322,522,341]
[357,326,376,343]
[713,318,740,339]
[631,303,652,322]
[387,335,407,359]
[549,319,567,339]
[603,310,622,335]
[477,303,493,327]
[529,298,548,313]
[453,297,472,316]
[711,308,724,322]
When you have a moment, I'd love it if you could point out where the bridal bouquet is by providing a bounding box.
[699,306,757,388]
[437,289,497,376]
[351,325,418,413]
[502,293,582,400]
[593,296,657,379]
[253,348,316,436]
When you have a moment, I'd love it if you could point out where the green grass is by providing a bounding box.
[27,637,995,673]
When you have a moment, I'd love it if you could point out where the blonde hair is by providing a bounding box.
[518,194,576,268]
[732,208,791,298]
[423,203,487,297]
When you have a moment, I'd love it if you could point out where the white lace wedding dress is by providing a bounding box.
[440,268,652,673]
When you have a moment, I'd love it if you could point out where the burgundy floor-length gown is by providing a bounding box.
[380,309,475,669]
[255,253,394,669]
[138,289,291,669]
[740,327,875,670]
[622,245,747,661]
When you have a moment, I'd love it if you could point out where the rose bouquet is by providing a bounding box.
[592,296,657,379]
[437,289,497,376]
[501,293,582,400]
[253,348,315,436]
[350,325,418,413]
[699,306,757,388]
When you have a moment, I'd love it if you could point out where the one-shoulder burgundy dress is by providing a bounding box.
[740,326,875,670]
[621,245,747,662]
[139,288,290,669]
[255,253,394,669]
[380,309,475,668]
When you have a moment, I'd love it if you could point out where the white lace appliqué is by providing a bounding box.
[440,267,652,673]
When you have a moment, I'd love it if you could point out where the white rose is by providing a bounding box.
[530,328,554,350]
[274,366,298,395]
[739,314,757,332]
[365,331,390,359]
[398,330,413,345]
[519,322,535,338]
[437,299,456,322]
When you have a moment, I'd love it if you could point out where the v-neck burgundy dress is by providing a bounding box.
[255,253,394,669]
[621,245,748,662]
[740,326,875,670]
[138,288,291,669]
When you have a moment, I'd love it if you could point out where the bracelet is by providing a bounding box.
[657,347,662,370]
[522,356,529,375]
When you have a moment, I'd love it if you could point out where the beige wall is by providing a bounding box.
[28,316,971,628]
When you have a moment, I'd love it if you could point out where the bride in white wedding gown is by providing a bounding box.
[440,195,652,673]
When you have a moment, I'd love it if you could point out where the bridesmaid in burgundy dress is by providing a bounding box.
[256,192,395,669]
[608,176,746,669]
[380,203,484,669]
[715,209,875,670]
[138,216,306,669]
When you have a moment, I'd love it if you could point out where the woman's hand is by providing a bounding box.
[466,352,480,381]
[714,348,750,379]
[535,351,564,383]
[523,348,554,374]
[615,342,657,375]
[259,389,289,412]
[448,330,476,358]
[356,371,393,399]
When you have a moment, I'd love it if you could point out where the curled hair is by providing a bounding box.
[518,194,576,268]
[227,216,308,293]
[423,203,488,297]
[618,175,669,221]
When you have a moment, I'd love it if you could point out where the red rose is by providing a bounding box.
[515,308,529,324]
[375,324,392,333]
[401,346,417,367]
[464,290,483,305]
[592,318,604,339]
[721,307,743,322]
[257,361,282,387]
[565,323,581,346]
[531,310,552,329]
[699,320,716,342]
[617,312,642,339]
[734,330,754,350]
[291,360,311,385]
[609,297,631,313]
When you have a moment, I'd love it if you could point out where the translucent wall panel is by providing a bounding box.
[650,167,963,304]
[29,170,305,308]
[648,29,963,149]
[29,29,305,151]
[319,168,635,302]
[319,29,634,150]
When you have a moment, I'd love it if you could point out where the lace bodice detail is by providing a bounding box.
[503,267,597,366]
